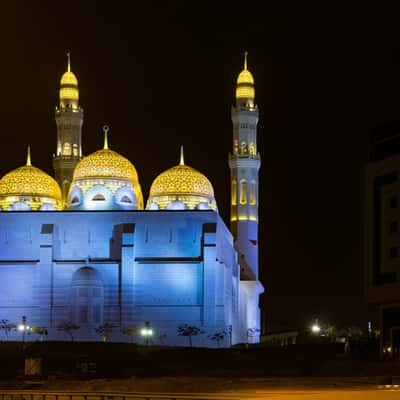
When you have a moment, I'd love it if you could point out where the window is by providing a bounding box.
[250,181,257,205]
[232,180,237,205]
[71,196,80,204]
[390,196,398,209]
[390,221,398,234]
[240,180,247,205]
[390,247,399,258]
[73,144,79,156]
[92,194,106,201]
[120,195,132,203]
[62,142,71,156]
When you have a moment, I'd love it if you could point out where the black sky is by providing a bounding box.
[0,2,394,331]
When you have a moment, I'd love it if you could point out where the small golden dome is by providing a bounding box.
[60,71,78,86]
[237,70,254,85]
[147,147,217,210]
[236,51,255,101]
[0,148,62,209]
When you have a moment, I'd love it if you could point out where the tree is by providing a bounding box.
[122,326,139,343]
[30,326,48,341]
[177,324,204,347]
[95,322,116,342]
[208,331,226,348]
[56,321,79,342]
[0,319,16,341]
[156,333,167,345]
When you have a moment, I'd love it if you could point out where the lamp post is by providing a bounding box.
[311,319,321,335]
[140,321,153,346]
[18,316,30,342]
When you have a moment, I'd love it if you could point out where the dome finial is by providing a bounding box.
[103,125,110,150]
[67,51,71,72]
[179,145,185,165]
[244,50,248,70]
[26,146,31,166]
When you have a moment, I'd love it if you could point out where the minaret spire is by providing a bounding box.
[179,145,185,165]
[103,125,110,150]
[67,52,71,72]
[244,50,248,70]
[26,146,31,166]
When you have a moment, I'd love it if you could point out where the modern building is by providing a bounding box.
[0,53,263,346]
[365,125,400,356]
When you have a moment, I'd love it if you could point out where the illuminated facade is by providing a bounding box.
[0,53,263,346]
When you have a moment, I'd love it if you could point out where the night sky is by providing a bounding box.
[0,3,392,331]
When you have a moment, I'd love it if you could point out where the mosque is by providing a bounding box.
[0,53,263,346]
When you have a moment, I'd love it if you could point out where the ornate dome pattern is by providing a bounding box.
[0,165,62,201]
[147,148,217,211]
[150,164,214,197]
[72,148,139,184]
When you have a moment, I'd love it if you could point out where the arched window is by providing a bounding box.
[62,142,71,156]
[71,196,80,204]
[120,195,132,203]
[250,181,257,205]
[240,180,247,205]
[232,180,237,205]
[72,144,79,156]
[92,194,106,201]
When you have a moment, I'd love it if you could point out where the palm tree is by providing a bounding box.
[95,322,116,342]
[208,331,226,348]
[0,319,16,341]
[56,321,79,342]
[177,324,204,347]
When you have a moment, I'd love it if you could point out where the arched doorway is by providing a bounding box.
[71,267,104,326]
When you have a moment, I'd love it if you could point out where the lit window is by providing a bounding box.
[92,194,106,201]
[63,142,71,156]
[73,144,79,156]
[250,181,257,205]
[240,180,247,205]
[232,180,237,205]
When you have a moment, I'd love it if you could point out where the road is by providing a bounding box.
[2,387,400,399]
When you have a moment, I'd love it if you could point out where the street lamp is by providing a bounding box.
[18,315,30,342]
[140,321,153,346]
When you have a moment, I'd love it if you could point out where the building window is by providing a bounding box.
[232,180,237,205]
[390,247,399,258]
[390,195,398,209]
[62,142,71,156]
[92,194,106,201]
[120,195,132,203]
[390,221,399,234]
[250,181,257,205]
[79,305,88,323]
[73,144,79,156]
[240,180,247,205]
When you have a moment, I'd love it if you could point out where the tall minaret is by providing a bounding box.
[229,52,261,280]
[53,53,83,203]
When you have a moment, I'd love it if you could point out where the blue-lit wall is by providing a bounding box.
[0,210,257,346]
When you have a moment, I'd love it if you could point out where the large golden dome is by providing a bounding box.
[68,129,143,211]
[73,148,139,183]
[0,149,62,210]
[147,148,217,210]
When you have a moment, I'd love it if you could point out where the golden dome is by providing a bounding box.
[0,148,62,208]
[147,147,217,210]
[237,70,254,85]
[72,131,139,184]
[236,51,255,101]
[61,71,78,86]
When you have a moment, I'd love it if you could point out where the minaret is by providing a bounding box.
[53,53,84,203]
[229,52,261,280]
